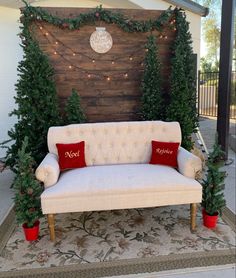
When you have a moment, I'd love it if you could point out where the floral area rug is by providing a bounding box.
[0,205,235,277]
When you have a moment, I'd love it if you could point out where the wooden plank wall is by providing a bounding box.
[31,8,175,122]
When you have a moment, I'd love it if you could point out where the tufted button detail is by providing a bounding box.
[116,156,120,161]
[98,143,102,149]
[66,129,71,136]
[122,142,126,147]
[104,129,108,134]
[162,127,166,132]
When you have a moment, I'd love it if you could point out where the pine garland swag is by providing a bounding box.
[13,137,43,228]
[64,89,86,125]
[22,0,175,33]
[2,18,61,172]
[141,35,164,120]
[166,9,198,150]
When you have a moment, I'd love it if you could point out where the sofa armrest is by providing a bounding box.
[35,153,60,188]
[177,147,202,179]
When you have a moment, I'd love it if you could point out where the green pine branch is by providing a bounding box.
[64,89,86,125]
[141,35,164,120]
[201,135,226,216]
[1,22,61,172]
[13,137,43,228]
[166,9,198,150]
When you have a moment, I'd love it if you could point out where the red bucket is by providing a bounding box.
[202,209,218,229]
[23,220,40,241]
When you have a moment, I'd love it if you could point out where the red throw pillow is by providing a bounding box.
[56,141,86,171]
[149,141,180,168]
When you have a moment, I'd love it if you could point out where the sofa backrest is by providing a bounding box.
[48,121,181,166]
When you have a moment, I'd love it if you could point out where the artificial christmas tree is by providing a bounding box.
[141,35,164,120]
[13,137,43,240]
[1,16,61,172]
[166,10,198,150]
[64,89,86,125]
[201,136,226,228]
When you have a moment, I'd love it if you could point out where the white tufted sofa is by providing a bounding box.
[36,121,202,241]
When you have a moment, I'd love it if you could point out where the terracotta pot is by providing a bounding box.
[202,209,218,229]
[22,220,40,241]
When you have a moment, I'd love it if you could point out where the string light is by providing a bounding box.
[164,35,168,39]
[145,49,148,52]
[159,35,163,39]
[38,24,147,79]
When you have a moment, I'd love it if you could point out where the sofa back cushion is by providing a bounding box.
[47,121,181,166]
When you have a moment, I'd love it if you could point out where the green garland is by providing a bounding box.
[22,0,175,33]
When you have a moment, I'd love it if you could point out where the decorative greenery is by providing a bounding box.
[64,89,86,125]
[22,0,174,33]
[201,136,226,216]
[13,137,43,228]
[141,35,164,120]
[166,9,198,150]
[1,16,61,172]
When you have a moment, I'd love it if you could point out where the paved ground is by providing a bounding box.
[105,265,236,278]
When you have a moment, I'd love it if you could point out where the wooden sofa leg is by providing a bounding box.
[190,203,197,231]
[47,214,55,241]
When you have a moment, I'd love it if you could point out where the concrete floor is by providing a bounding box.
[0,169,14,226]
[104,265,236,278]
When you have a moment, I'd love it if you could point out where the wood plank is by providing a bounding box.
[30,7,175,122]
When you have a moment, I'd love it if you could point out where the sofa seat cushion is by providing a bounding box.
[41,164,202,214]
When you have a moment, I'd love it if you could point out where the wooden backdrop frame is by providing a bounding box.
[31,8,176,122]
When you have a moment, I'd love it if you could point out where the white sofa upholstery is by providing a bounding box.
[36,121,202,240]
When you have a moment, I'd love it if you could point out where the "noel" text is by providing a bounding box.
[65,150,80,158]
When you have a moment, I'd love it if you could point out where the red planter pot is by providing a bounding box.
[22,220,40,241]
[202,209,218,229]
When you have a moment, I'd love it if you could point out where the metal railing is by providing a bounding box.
[198,71,236,119]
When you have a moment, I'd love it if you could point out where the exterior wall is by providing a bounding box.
[0,0,202,157]
[0,7,22,158]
